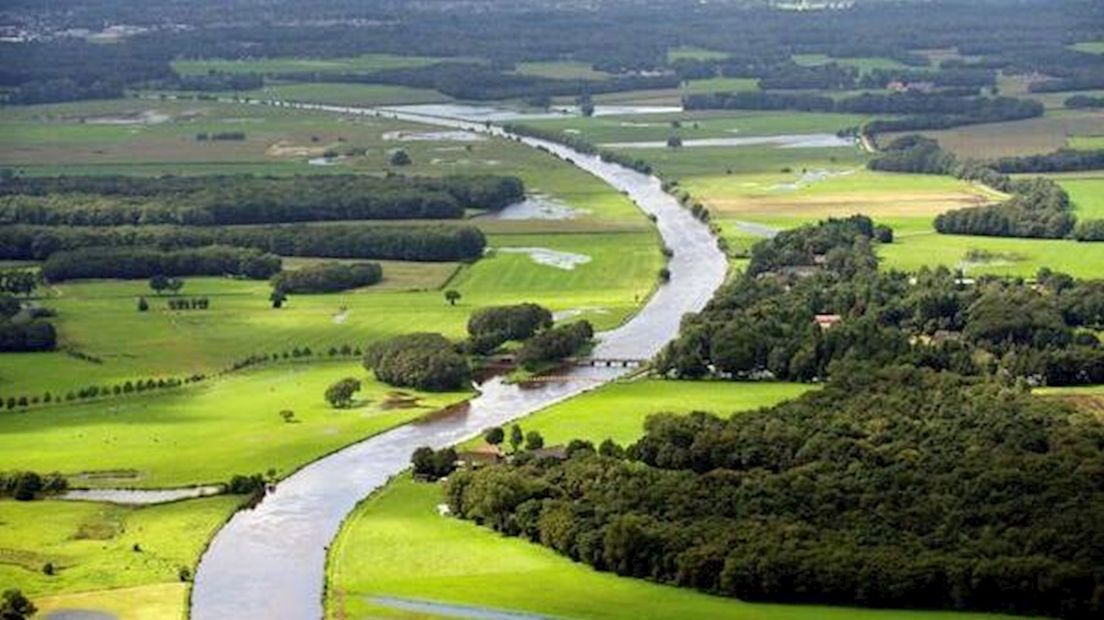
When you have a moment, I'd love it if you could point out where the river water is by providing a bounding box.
[190,101,727,619]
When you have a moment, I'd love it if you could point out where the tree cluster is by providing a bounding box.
[466,303,553,354]
[40,245,281,282]
[0,223,487,263]
[657,217,1104,386]
[0,471,68,501]
[0,270,37,297]
[271,262,382,294]
[411,446,458,480]
[364,333,471,391]
[446,366,1104,619]
[517,321,594,370]
[0,174,524,226]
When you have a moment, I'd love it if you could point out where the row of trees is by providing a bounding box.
[657,217,1104,386]
[271,262,382,294]
[40,245,281,282]
[683,91,1044,135]
[446,366,1104,618]
[0,223,488,263]
[0,174,525,226]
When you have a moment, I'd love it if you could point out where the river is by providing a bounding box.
[189,102,728,619]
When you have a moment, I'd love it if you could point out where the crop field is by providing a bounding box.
[0,495,242,616]
[0,361,472,487]
[171,54,445,75]
[1068,135,1104,150]
[883,109,1104,158]
[325,381,1020,620]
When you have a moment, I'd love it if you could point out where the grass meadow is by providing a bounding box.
[0,495,243,618]
[326,379,1026,620]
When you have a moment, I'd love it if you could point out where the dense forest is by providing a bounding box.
[446,366,1104,618]
[2,1,1099,104]
[270,262,382,294]
[0,223,488,263]
[0,174,525,226]
[656,216,1104,386]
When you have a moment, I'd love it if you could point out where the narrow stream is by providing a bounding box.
[190,102,727,619]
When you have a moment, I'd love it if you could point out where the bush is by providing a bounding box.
[364,333,470,391]
[271,262,382,294]
[324,377,361,408]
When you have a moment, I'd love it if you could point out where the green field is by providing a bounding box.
[791,53,908,74]
[0,230,659,397]
[0,361,471,487]
[0,495,242,616]
[237,82,452,106]
[171,54,444,75]
[512,61,613,80]
[1071,41,1104,54]
[667,47,730,61]
[879,232,1104,278]
[326,380,1023,620]
[1068,136,1104,150]
[1061,176,1104,219]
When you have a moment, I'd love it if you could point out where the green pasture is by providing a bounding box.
[680,77,760,94]
[791,53,908,74]
[0,495,241,607]
[1071,41,1104,54]
[667,47,730,61]
[236,82,451,106]
[323,378,1047,620]
[524,110,871,144]
[171,54,443,75]
[1067,135,1104,150]
[0,361,471,487]
[512,61,613,80]
[463,378,811,449]
[0,231,660,396]
[1060,176,1104,219]
[879,232,1104,279]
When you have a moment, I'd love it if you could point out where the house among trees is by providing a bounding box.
[813,314,843,330]
[456,443,505,467]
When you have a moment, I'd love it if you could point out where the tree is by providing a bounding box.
[445,290,462,306]
[484,426,505,447]
[325,377,361,408]
[510,424,524,453]
[137,296,149,312]
[390,149,412,166]
[525,430,544,450]
[0,589,35,620]
[166,277,184,295]
[149,274,169,295]
[270,288,287,309]
[666,136,683,148]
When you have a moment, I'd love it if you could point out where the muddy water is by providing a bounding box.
[190,101,727,619]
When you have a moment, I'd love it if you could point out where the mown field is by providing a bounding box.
[325,379,1026,620]
[0,361,472,488]
[0,495,243,619]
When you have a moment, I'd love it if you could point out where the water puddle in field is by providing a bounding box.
[80,110,171,125]
[382,129,487,142]
[553,306,610,321]
[45,611,118,620]
[380,103,682,123]
[495,247,592,270]
[600,133,854,150]
[482,194,589,221]
[307,156,343,166]
[59,485,223,505]
[369,597,553,620]
[769,168,857,192]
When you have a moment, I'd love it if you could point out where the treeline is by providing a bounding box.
[858,67,997,89]
[683,91,1043,134]
[868,136,1094,240]
[0,223,488,262]
[656,217,1104,386]
[1065,95,1104,109]
[0,39,171,104]
[40,246,282,282]
[501,124,654,175]
[275,62,679,101]
[0,174,525,226]
[446,366,1104,619]
[271,262,382,294]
